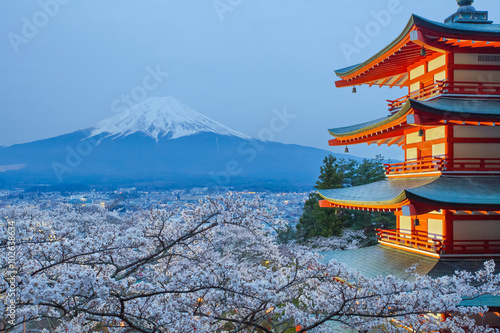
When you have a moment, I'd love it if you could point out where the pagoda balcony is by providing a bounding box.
[376,229,500,257]
[387,81,500,113]
[384,157,500,177]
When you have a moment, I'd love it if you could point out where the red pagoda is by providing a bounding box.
[319,0,500,259]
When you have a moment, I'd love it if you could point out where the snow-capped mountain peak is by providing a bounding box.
[88,96,251,141]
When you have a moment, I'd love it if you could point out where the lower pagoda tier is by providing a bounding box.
[318,176,500,259]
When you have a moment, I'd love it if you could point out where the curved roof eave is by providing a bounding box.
[334,15,417,78]
[328,101,412,137]
[409,98,500,120]
[334,15,500,78]
[318,190,408,207]
[328,97,500,139]
[317,177,439,207]
[318,177,500,209]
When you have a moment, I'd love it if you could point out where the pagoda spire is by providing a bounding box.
[457,0,474,8]
[445,0,492,24]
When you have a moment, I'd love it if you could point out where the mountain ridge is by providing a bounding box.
[88,96,251,142]
[0,96,358,190]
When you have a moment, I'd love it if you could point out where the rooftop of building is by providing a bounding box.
[328,97,500,138]
[321,245,500,306]
[334,1,500,89]
[318,176,500,209]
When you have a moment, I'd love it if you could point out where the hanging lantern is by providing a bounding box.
[352,86,357,93]
[420,47,427,57]
[344,146,349,153]
[418,128,425,137]
[413,218,420,227]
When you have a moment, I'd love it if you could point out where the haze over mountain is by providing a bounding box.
[0,97,356,190]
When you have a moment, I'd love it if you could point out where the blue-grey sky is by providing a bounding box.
[1,0,499,160]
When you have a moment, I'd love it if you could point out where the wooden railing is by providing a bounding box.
[445,81,500,96]
[384,157,500,176]
[443,158,500,172]
[387,81,500,113]
[387,81,446,112]
[376,229,442,254]
[384,157,445,175]
[377,229,500,256]
[441,239,500,255]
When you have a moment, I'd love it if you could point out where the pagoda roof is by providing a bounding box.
[321,246,500,307]
[335,15,500,88]
[318,176,500,211]
[410,97,500,120]
[328,97,500,141]
[322,245,500,280]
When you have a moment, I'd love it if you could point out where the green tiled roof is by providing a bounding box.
[328,117,392,136]
[328,102,412,137]
[319,176,500,208]
[321,246,500,307]
[318,177,437,206]
[406,177,500,206]
[321,245,439,279]
[335,15,500,77]
[410,97,500,120]
[328,97,500,138]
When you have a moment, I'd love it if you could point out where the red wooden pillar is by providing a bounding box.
[442,210,454,253]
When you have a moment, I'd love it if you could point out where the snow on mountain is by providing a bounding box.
[88,96,252,141]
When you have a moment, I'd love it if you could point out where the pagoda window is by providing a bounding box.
[434,71,447,83]
[454,143,500,159]
[406,147,418,160]
[409,65,427,93]
[454,126,500,138]
[455,69,500,83]
[406,131,423,144]
[426,126,446,141]
[410,65,426,80]
[431,144,446,158]
[429,55,447,72]
[453,220,500,242]
[428,218,444,241]
[455,53,500,66]
[399,216,412,236]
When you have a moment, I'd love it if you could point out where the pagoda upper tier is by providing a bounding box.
[335,15,500,90]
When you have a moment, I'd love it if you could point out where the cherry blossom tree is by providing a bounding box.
[1,197,499,333]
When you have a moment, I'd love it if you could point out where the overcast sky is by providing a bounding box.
[1,0,499,160]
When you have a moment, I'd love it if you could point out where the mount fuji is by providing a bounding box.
[89,96,251,142]
[0,96,353,190]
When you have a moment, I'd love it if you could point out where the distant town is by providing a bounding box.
[0,188,309,228]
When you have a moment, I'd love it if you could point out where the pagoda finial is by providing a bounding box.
[457,0,474,6]
[445,0,492,24]
[456,0,476,12]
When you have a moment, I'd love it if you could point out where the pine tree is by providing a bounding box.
[296,156,353,239]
